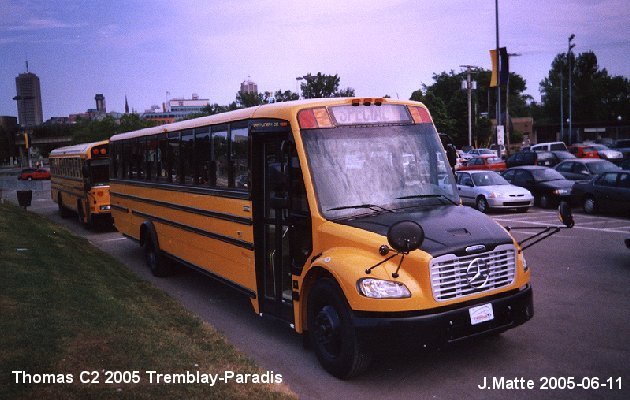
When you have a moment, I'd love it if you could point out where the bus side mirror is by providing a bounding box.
[387,220,424,253]
[558,202,574,228]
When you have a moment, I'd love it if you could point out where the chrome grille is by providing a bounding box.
[429,244,516,302]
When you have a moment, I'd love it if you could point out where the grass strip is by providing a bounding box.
[0,202,295,399]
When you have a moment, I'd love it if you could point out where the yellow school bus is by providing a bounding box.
[49,140,111,227]
[109,98,532,378]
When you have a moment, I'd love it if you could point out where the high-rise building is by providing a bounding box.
[95,93,106,113]
[240,77,258,94]
[14,71,43,127]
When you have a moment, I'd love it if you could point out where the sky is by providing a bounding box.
[1,0,629,122]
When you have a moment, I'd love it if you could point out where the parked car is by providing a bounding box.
[587,143,624,162]
[571,171,630,216]
[554,158,621,181]
[530,141,568,152]
[17,168,51,180]
[569,144,599,158]
[610,139,630,161]
[456,170,533,213]
[550,150,576,163]
[489,143,506,158]
[502,166,575,208]
[506,151,556,168]
[457,155,506,171]
[460,148,495,162]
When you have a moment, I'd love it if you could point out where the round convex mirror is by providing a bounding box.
[387,220,425,253]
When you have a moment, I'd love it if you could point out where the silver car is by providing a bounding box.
[456,170,534,213]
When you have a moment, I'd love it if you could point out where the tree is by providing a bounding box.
[410,69,530,147]
[539,50,630,124]
[273,90,300,102]
[236,91,265,108]
[300,72,354,98]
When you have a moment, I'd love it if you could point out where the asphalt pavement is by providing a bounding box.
[1,175,628,400]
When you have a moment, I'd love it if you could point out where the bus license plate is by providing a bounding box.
[469,303,494,325]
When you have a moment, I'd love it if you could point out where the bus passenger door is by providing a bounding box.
[252,130,295,323]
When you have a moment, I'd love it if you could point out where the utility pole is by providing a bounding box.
[568,34,575,145]
[505,53,521,155]
[560,71,564,141]
[460,65,479,147]
[495,0,502,157]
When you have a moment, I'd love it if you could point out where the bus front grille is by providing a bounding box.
[429,244,516,302]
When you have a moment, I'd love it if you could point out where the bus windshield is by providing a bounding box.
[89,159,110,186]
[301,123,458,219]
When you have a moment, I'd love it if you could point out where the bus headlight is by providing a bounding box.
[357,278,411,299]
[100,205,111,211]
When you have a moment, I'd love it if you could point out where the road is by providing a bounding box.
[2,177,629,399]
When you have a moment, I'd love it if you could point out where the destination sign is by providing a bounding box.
[329,105,411,126]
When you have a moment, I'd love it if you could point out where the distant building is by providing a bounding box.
[142,93,209,123]
[95,93,106,113]
[14,71,43,128]
[240,78,258,95]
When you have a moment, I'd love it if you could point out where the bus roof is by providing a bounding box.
[49,139,109,158]
[109,98,427,142]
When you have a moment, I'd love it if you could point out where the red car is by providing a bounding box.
[569,144,599,159]
[457,155,506,171]
[18,168,51,180]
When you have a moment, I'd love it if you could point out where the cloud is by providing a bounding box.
[3,18,85,32]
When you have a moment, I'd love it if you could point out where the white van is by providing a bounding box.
[530,141,568,152]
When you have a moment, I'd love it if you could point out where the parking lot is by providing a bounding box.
[2,176,629,399]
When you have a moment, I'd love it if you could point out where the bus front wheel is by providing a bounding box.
[307,278,372,379]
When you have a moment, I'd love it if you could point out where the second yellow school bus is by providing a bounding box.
[49,140,111,227]
[108,98,532,378]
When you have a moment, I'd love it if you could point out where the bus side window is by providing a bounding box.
[231,126,249,189]
[195,127,211,186]
[181,130,195,185]
[213,128,229,188]
[168,132,180,183]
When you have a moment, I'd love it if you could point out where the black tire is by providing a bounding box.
[77,201,92,229]
[539,193,552,209]
[476,197,489,213]
[307,278,372,379]
[58,193,71,218]
[143,235,174,277]
[583,196,597,215]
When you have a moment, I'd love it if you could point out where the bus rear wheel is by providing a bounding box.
[58,193,71,218]
[143,236,174,277]
[307,278,371,379]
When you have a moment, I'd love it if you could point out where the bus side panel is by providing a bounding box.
[51,175,84,214]
[110,182,256,292]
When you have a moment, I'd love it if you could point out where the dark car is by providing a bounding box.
[17,168,51,180]
[554,159,621,181]
[571,171,630,216]
[502,166,575,208]
[506,151,556,168]
[611,139,630,160]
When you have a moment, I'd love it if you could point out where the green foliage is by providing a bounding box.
[299,72,354,99]
[273,90,300,102]
[539,50,629,123]
[410,68,530,147]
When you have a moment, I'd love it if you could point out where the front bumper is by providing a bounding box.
[487,197,534,209]
[351,286,533,347]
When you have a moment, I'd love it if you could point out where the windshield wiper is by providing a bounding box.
[327,204,393,213]
[396,194,458,206]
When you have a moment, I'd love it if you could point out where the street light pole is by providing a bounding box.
[568,34,575,145]
[495,0,501,146]
[560,71,564,141]
[460,65,479,147]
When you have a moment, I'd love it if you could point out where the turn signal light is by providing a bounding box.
[408,106,433,124]
[297,107,334,129]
